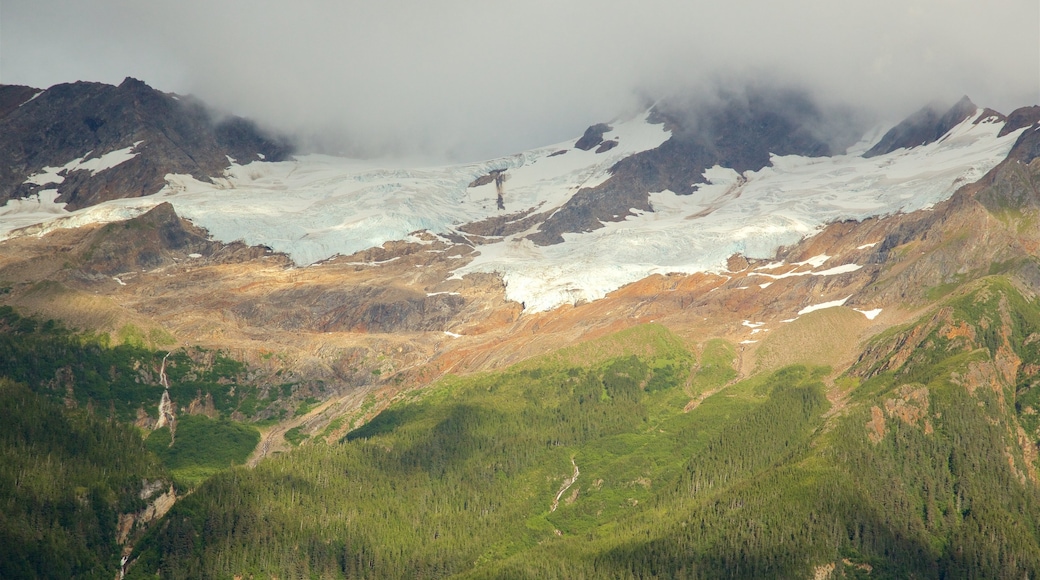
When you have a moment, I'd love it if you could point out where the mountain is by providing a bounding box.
[862,95,984,157]
[2,79,1040,578]
[0,78,292,210]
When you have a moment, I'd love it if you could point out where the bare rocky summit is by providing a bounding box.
[863,96,979,158]
[0,77,292,210]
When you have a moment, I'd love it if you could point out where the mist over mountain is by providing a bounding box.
[3,0,1036,160]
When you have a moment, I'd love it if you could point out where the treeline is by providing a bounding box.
[0,305,275,422]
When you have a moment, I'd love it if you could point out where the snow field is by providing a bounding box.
[0,109,1025,314]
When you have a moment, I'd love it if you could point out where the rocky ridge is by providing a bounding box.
[0,78,292,210]
[528,87,864,245]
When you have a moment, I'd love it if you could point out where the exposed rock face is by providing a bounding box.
[999,105,1040,137]
[0,85,39,118]
[594,139,618,153]
[77,202,220,277]
[863,96,977,158]
[1002,108,1040,165]
[230,284,468,334]
[187,391,219,418]
[116,481,176,545]
[529,87,862,245]
[0,78,292,210]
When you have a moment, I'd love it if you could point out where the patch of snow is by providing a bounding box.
[19,90,44,106]
[855,308,883,320]
[24,166,66,186]
[751,262,860,280]
[780,318,798,323]
[187,253,202,259]
[797,296,852,316]
[443,331,462,338]
[742,320,765,328]
[751,268,812,280]
[342,257,401,267]
[0,189,71,234]
[740,340,758,344]
[857,242,879,249]
[796,254,830,268]
[113,277,126,286]
[759,282,772,289]
[427,291,461,297]
[813,264,862,276]
[76,142,143,175]
[22,142,143,186]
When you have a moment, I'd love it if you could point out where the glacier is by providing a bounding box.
[0,109,1025,313]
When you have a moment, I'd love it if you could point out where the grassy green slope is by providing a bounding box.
[0,305,281,424]
[145,416,260,489]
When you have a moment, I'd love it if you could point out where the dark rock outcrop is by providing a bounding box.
[595,140,618,153]
[0,85,40,120]
[863,96,977,158]
[0,78,292,210]
[999,106,1040,138]
[995,105,1040,168]
[574,123,612,151]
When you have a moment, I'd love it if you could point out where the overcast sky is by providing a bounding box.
[2,0,1038,161]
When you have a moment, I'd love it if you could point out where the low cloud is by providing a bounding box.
[3,0,1037,161]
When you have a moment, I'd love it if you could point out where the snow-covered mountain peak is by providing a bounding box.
[0,101,1029,313]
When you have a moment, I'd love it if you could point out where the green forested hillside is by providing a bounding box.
[0,307,264,577]
[0,379,168,579]
[0,305,276,423]
[127,291,1040,579]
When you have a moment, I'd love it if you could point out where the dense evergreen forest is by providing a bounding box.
[0,378,167,579]
[0,306,265,577]
[125,280,1040,578]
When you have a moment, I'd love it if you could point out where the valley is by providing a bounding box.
[2,77,1040,577]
